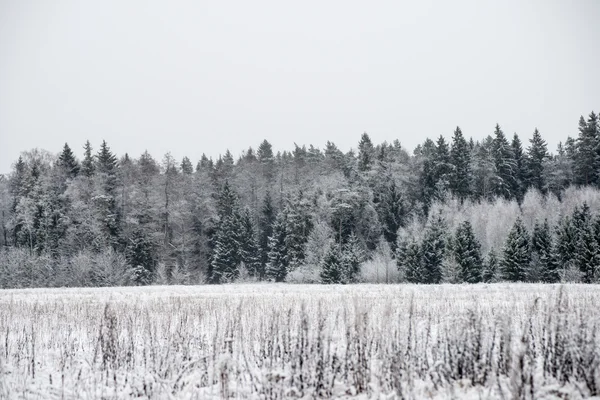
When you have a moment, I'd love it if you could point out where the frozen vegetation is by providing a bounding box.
[1,283,599,399]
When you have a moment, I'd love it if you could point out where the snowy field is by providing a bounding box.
[1,284,599,399]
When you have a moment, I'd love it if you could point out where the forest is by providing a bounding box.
[1,111,600,287]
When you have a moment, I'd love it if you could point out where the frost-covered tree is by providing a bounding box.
[320,244,343,284]
[482,249,499,283]
[421,215,446,283]
[530,219,559,283]
[502,218,530,281]
[449,127,472,202]
[453,220,483,283]
[490,125,517,200]
[526,128,548,192]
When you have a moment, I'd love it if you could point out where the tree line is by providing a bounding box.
[0,111,599,287]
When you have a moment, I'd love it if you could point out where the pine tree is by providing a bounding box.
[283,194,313,269]
[511,133,526,203]
[210,213,242,283]
[502,218,530,281]
[180,156,193,175]
[572,203,599,283]
[320,244,343,284]
[127,227,157,285]
[265,211,288,282]
[574,113,600,186]
[403,239,425,283]
[490,125,517,200]
[482,249,498,283]
[210,182,243,283]
[81,141,95,177]
[239,208,261,276]
[433,136,453,196]
[449,127,472,202]
[530,219,559,282]
[525,128,548,192]
[257,139,275,181]
[453,220,483,283]
[341,232,363,283]
[421,215,446,283]
[375,180,406,252]
[358,132,375,172]
[57,143,80,178]
[97,140,118,176]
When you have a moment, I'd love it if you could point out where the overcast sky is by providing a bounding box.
[1,0,599,174]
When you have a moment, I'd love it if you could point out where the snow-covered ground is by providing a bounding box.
[1,283,599,399]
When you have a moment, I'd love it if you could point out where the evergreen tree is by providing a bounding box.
[97,140,118,176]
[210,212,242,283]
[525,128,548,192]
[511,133,526,202]
[453,220,483,283]
[283,193,313,268]
[239,208,261,276]
[257,139,275,180]
[81,140,95,177]
[421,215,446,283]
[403,239,425,283]
[57,143,80,178]
[265,211,288,282]
[502,218,530,281]
[341,232,363,283]
[375,180,406,252]
[127,227,157,285]
[482,249,498,283]
[433,136,453,196]
[490,125,517,200]
[358,132,375,172]
[320,244,343,284]
[530,219,559,282]
[449,127,472,202]
[258,192,276,278]
[180,156,193,175]
[210,182,243,283]
[574,113,600,186]
[572,203,599,283]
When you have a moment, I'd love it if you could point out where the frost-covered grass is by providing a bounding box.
[1,284,599,399]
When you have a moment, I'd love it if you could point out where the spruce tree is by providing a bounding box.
[530,219,559,282]
[449,126,472,202]
[57,143,80,178]
[511,133,526,203]
[421,215,446,283]
[320,244,343,284]
[97,140,118,176]
[341,232,363,283]
[502,218,530,281]
[375,180,406,252]
[433,135,453,195]
[454,220,483,283]
[526,128,548,192]
[265,212,288,282]
[574,113,600,186]
[490,124,517,200]
[358,132,375,172]
[81,140,95,177]
[210,182,243,283]
[483,249,498,283]
[572,204,599,283]
[403,239,425,283]
[180,156,193,175]
[239,208,261,276]
[258,192,276,278]
[127,227,157,285]
[283,194,313,269]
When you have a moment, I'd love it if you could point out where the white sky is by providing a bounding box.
[1,0,599,173]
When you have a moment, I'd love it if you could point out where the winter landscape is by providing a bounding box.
[2,1,600,399]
